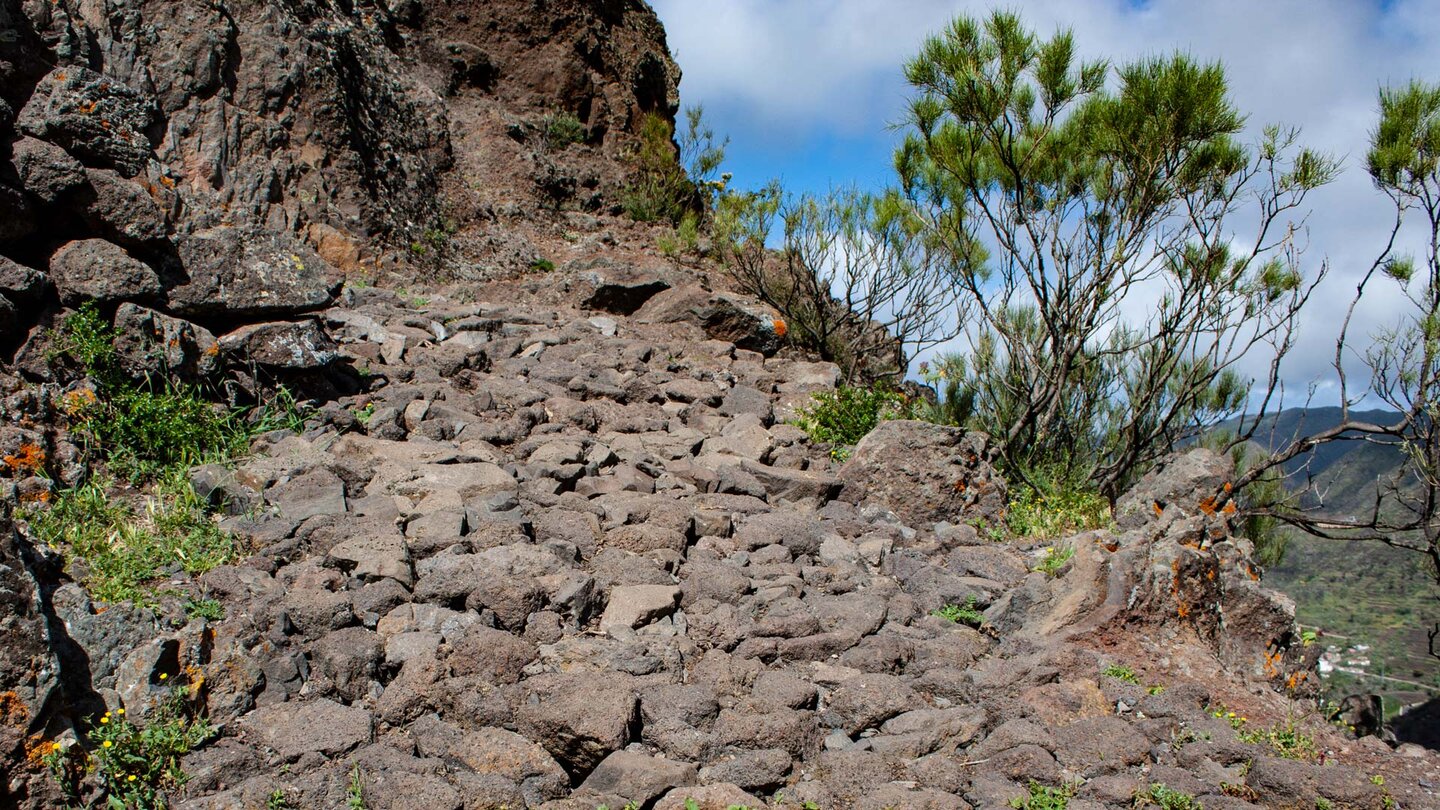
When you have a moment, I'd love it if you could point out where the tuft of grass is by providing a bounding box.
[27,472,237,607]
[347,763,368,810]
[267,789,298,810]
[530,257,556,273]
[1103,664,1141,684]
[933,597,985,628]
[50,303,287,481]
[1034,545,1076,577]
[793,385,910,460]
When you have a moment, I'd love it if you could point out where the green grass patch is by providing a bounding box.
[27,472,237,607]
[1133,783,1201,809]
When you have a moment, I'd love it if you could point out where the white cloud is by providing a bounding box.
[651,0,1440,404]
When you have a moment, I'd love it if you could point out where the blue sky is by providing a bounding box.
[649,0,1440,399]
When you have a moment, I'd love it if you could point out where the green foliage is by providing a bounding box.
[544,111,587,150]
[1133,784,1202,810]
[916,355,977,428]
[895,11,1334,502]
[530,257,556,273]
[1034,545,1076,577]
[933,598,985,627]
[50,304,263,481]
[1005,465,1112,540]
[622,106,728,225]
[266,790,297,810]
[658,212,702,257]
[1103,664,1140,684]
[183,597,224,622]
[352,402,377,426]
[1010,780,1075,810]
[793,385,910,459]
[44,691,215,809]
[347,764,368,810]
[1237,720,1318,760]
[27,472,237,607]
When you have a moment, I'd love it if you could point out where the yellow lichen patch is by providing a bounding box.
[0,691,29,727]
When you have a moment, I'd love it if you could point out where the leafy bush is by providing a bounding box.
[1103,665,1141,685]
[1010,781,1075,810]
[1005,465,1112,541]
[793,385,910,459]
[543,111,586,149]
[27,472,237,606]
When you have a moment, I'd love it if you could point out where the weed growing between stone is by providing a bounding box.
[42,687,214,809]
[1103,664,1141,685]
[1010,780,1076,810]
[1005,469,1112,540]
[1132,783,1202,809]
[1034,545,1076,577]
[1210,705,1318,760]
[26,471,236,607]
[347,763,368,810]
[933,598,986,628]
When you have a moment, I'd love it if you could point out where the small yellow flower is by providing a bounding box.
[102,741,112,748]
[99,716,109,724]
[50,742,63,753]
[127,775,137,782]
[159,673,168,681]
[116,708,125,715]
[1227,712,1236,717]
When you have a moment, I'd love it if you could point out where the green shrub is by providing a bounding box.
[793,385,910,459]
[1103,664,1140,684]
[1006,465,1112,541]
[544,111,587,149]
[621,106,727,225]
[51,304,260,480]
[27,472,237,607]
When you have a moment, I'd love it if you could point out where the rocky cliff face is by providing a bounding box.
[0,0,678,346]
[1,2,1439,809]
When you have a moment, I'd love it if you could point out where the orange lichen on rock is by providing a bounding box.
[0,691,28,727]
[3,443,46,474]
[772,319,788,338]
